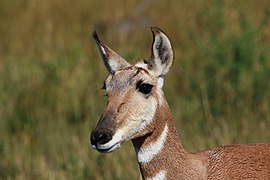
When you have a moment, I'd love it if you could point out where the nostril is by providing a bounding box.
[98,133,110,144]
[91,131,112,146]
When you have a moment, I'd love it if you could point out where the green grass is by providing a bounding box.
[0,0,270,179]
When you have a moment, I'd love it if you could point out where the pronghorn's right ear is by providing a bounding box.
[148,27,174,77]
[93,31,130,74]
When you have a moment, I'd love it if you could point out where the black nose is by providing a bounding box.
[91,130,112,146]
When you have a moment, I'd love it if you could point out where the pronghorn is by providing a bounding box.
[90,27,270,179]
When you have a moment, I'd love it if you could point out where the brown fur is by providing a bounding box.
[132,98,270,179]
[92,27,270,180]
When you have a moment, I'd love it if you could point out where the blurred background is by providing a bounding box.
[0,0,270,179]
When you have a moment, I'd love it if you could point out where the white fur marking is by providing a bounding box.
[100,46,106,55]
[135,62,148,69]
[137,124,168,164]
[157,78,164,105]
[97,130,124,152]
[157,77,164,89]
[146,170,166,180]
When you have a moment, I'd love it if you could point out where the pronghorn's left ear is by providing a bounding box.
[93,31,131,74]
[148,27,174,76]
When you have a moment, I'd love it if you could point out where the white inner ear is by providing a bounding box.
[100,46,106,56]
[152,33,173,76]
[99,46,120,72]
[108,59,121,72]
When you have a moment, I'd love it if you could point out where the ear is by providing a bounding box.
[93,31,130,74]
[148,27,174,77]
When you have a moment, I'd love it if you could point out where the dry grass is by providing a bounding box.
[0,0,270,179]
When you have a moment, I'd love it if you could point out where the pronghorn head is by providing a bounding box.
[90,27,173,153]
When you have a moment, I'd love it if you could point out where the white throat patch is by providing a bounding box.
[146,170,166,180]
[136,123,168,164]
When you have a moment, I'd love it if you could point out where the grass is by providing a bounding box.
[0,0,270,179]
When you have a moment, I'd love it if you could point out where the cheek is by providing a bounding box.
[138,98,157,126]
[118,96,157,139]
[131,95,157,121]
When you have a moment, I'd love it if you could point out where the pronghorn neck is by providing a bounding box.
[132,102,204,179]
[132,102,183,153]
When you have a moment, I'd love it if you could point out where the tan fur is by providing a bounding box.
[133,99,270,179]
[91,27,270,179]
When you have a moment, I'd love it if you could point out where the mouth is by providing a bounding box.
[90,129,124,153]
[92,142,121,153]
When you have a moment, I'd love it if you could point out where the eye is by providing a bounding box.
[136,80,153,94]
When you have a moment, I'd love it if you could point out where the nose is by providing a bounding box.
[91,130,112,147]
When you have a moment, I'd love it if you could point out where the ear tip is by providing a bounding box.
[92,31,100,42]
[92,31,97,37]
[150,27,164,35]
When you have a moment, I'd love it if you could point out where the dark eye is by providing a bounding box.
[136,80,153,94]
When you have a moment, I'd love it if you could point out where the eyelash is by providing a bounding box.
[102,80,153,96]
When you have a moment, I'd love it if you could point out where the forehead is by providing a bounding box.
[105,63,155,90]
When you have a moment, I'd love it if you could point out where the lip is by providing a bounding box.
[93,142,121,153]
[90,130,124,153]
